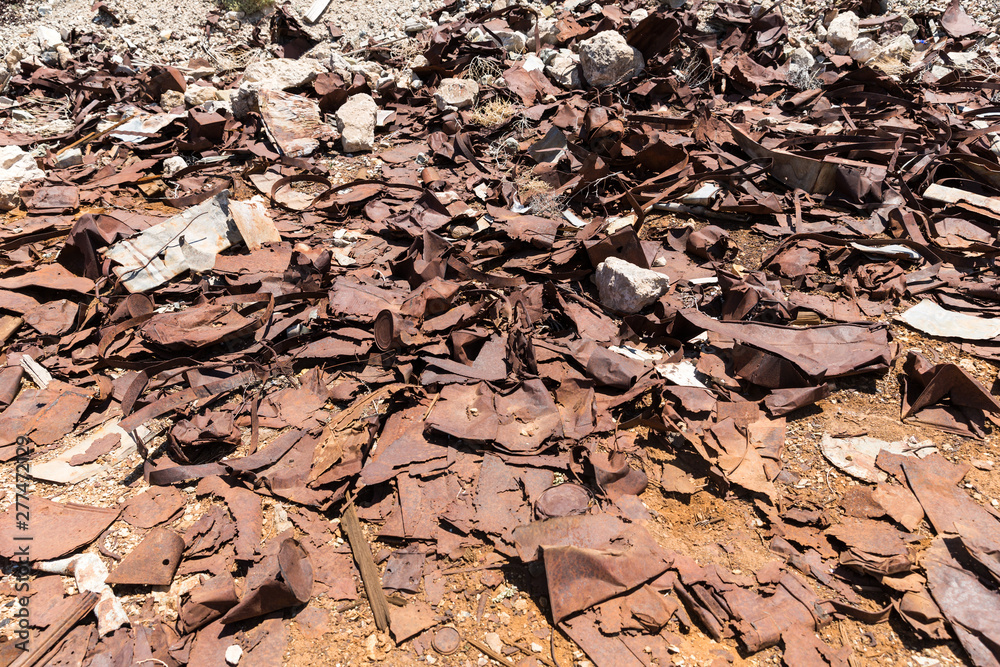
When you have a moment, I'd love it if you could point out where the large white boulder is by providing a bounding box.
[826,12,859,54]
[595,257,670,314]
[335,94,378,153]
[578,31,644,87]
[434,78,479,110]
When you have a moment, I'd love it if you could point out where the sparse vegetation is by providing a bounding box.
[220,0,274,16]
[469,98,516,128]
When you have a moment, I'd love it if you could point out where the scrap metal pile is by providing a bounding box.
[2,0,1000,664]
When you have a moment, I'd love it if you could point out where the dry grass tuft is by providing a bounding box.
[220,0,274,15]
[469,98,516,128]
[518,176,565,217]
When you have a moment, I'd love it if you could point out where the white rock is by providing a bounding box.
[578,31,644,87]
[225,645,242,665]
[335,93,378,152]
[243,58,326,89]
[630,8,648,22]
[882,34,914,59]
[160,90,185,109]
[526,18,560,49]
[928,64,952,81]
[595,256,670,314]
[35,26,62,49]
[563,0,586,10]
[498,29,527,53]
[467,26,488,42]
[523,54,545,72]
[162,156,187,178]
[434,77,479,110]
[202,99,232,115]
[484,633,504,655]
[849,37,878,62]
[546,50,581,88]
[0,146,45,211]
[55,147,83,168]
[826,11,859,53]
[185,84,218,107]
[233,58,327,119]
[948,51,978,67]
[531,642,544,653]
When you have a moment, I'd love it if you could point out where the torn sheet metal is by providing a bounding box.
[228,196,282,251]
[726,120,838,195]
[30,419,148,485]
[106,527,184,586]
[898,300,1000,341]
[106,111,184,143]
[105,190,243,292]
[820,434,937,483]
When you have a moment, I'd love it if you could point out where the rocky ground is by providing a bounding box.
[3,0,1000,666]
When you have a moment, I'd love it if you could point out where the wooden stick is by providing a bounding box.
[0,316,22,346]
[10,591,100,667]
[342,494,391,632]
[55,117,130,156]
[467,638,515,666]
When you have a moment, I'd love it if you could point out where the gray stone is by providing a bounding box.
[545,50,581,88]
[848,36,878,62]
[11,109,34,121]
[185,84,219,107]
[434,77,479,110]
[578,31,644,87]
[54,147,83,168]
[202,99,232,115]
[526,18,560,49]
[162,156,187,178]
[901,16,919,38]
[0,146,45,211]
[883,34,914,59]
[496,29,527,53]
[335,93,378,152]
[595,257,670,314]
[826,11,859,54]
[787,47,816,89]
